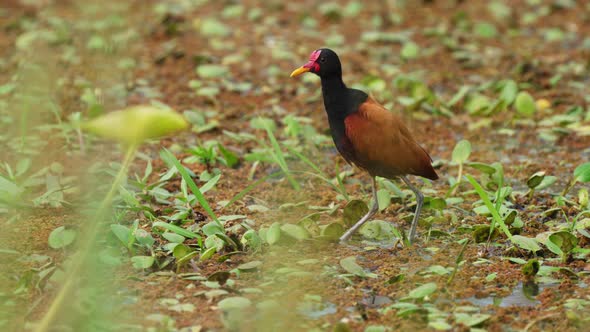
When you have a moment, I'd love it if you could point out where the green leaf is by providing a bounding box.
[522,259,540,277]
[241,229,262,251]
[321,222,345,240]
[162,232,185,243]
[0,83,15,95]
[266,222,281,245]
[237,260,262,271]
[542,235,563,256]
[549,231,578,254]
[514,91,536,116]
[280,224,310,241]
[574,162,590,182]
[428,321,452,330]
[343,200,369,227]
[465,93,491,114]
[407,282,437,299]
[203,221,224,236]
[131,256,155,269]
[527,171,546,189]
[218,144,239,168]
[160,149,219,224]
[134,229,155,247]
[359,220,381,239]
[48,226,76,249]
[82,105,188,146]
[376,189,389,212]
[339,256,376,278]
[474,22,497,38]
[536,175,557,190]
[467,162,497,174]
[218,297,252,311]
[16,158,31,176]
[196,64,228,78]
[250,117,275,131]
[263,121,300,190]
[110,224,131,245]
[452,140,471,164]
[153,221,201,239]
[400,41,420,60]
[343,1,362,17]
[579,188,589,208]
[454,313,491,327]
[499,80,518,105]
[512,235,541,252]
[199,173,221,194]
[465,175,513,239]
[447,85,470,106]
[173,244,195,261]
[200,247,216,261]
[422,265,451,275]
[205,234,224,251]
[200,18,230,37]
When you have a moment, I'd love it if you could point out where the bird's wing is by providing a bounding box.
[344,97,438,180]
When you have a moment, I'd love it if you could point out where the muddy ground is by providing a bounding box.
[1,0,590,331]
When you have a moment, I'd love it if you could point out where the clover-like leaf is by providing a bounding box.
[48,226,76,249]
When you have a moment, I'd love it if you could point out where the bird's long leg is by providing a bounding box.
[401,176,424,244]
[339,177,379,243]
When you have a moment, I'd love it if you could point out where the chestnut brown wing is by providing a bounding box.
[343,97,438,180]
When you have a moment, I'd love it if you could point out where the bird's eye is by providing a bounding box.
[320,57,326,63]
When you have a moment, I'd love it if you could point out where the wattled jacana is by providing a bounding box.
[290,48,438,244]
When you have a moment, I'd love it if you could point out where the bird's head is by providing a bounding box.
[290,48,342,78]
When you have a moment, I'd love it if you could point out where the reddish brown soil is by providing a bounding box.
[2,0,590,331]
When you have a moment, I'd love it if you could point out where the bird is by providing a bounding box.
[290,48,438,244]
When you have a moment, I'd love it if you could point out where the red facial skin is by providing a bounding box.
[302,50,321,73]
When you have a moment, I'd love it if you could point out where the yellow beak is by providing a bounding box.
[290,66,310,77]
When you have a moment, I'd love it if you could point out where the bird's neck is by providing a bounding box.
[320,75,348,115]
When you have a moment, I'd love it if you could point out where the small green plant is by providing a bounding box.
[526,171,556,199]
[286,146,349,200]
[467,174,541,252]
[562,162,590,196]
[36,104,188,332]
[450,139,471,195]
[263,120,300,190]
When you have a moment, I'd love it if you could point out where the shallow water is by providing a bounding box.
[465,281,556,308]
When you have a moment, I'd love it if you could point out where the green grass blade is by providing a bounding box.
[222,173,280,210]
[293,170,346,198]
[494,167,505,212]
[286,146,326,177]
[286,146,349,200]
[466,175,512,240]
[263,121,300,190]
[160,148,219,225]
[152,221,201,240]
[334,161,350,201]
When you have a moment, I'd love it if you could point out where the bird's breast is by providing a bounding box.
[327,112,357,165]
